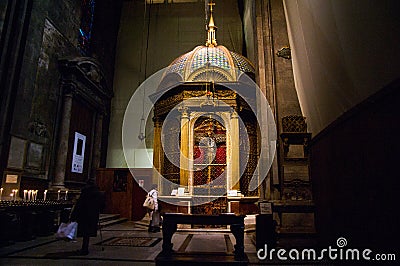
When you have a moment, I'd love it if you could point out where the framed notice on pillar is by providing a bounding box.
[259,201,273,215]
[71,132,86,173]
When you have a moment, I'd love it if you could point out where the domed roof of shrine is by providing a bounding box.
[158,1,255,90]
[165,45,255,83]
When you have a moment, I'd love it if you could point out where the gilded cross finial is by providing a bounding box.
[206,1,217,47]
[208,1,215,12]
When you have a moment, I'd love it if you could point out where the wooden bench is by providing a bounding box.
[161,213,246,260]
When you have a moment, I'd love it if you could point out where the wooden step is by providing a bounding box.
[99,213,120,222]
[99,217,128,228]
[98,213,128,228]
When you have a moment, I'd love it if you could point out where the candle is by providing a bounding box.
[0,188,3,200]
[33,190,37,201]
[27,190,31,201]
[64,190,68,201]
[58,190,61,200]
[14,189,18,201]
[24,190,27,201]
[44,190,47,201]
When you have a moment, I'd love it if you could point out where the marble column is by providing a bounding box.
[179,107,190,187]
[52,92,73,189]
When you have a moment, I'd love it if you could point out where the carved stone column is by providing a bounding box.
[152,117,163,187]
[230,111,240,190]
[52,92,73,188]
[179,107,190,187]
[55,57,112,188]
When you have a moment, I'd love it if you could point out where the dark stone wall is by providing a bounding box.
[10,0,82,181]
[13,0,81,137]
[311,78,400,249]
[91,0,123,90]
[0,0,34,181]
[3,0,122,182]
[90,0,123,166]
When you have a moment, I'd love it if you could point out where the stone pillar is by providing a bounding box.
[90,113,103,179]
[255,0,282,200]
[52,92,73,188]
[152,117,163,189]
[230,111,240,190]
[179,107,190,187]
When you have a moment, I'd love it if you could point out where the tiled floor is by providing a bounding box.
[0,215,320,265]
[0,219,263,265]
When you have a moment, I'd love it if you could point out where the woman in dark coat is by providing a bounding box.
[70,179,105,255]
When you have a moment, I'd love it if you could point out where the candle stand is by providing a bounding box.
[0,199,73,246]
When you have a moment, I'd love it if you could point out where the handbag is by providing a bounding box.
[143,195,155,210]
[56,222,78,240]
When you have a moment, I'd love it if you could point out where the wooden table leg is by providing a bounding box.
[161,222,177,254]
[230,223,245,260]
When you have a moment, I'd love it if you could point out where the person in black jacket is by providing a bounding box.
[70,179,105,255]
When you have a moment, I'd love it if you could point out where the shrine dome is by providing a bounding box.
[159,3,255,88]
[164,45,255,83]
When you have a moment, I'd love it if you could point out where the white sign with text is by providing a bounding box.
[71,132,86,173]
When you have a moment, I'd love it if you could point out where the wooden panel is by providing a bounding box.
[239,201,259,215]
[66,98,94,183]
[311,81,400,248]
[130,168,152,221]
[96,168,152,221]
[159,201,189,214]
[283,165,309,181]
[229,201,240,214]
[97,168,132,219]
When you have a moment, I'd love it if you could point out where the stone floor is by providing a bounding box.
[0,215,317,265]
